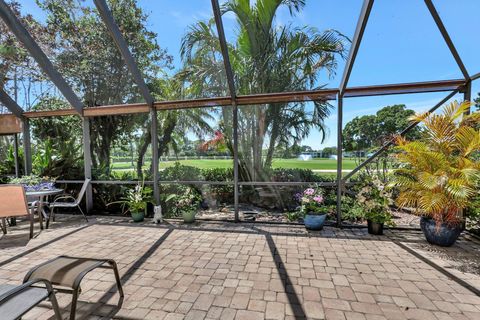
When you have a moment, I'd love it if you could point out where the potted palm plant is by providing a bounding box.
[356,177,394,235]
[108,182,153,222]
[298,188,327,230]
[391,101,480,246]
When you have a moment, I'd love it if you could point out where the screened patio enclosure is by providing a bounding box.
[0,0,478,225]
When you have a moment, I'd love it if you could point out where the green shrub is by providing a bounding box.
[466,193,480,232]
[161,162,203,181]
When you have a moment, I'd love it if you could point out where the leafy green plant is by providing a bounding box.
[32,139,83,179]
[356,176,395,226]
[391,101,480,226]
[285,211,300,222]
[165,187,202,216]
[341,199,364,223]
[0,145,24,179]
[108,182,153,215]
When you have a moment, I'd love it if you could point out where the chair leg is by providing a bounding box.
[109,260,124,297]
[29,210,34,239]
[77,205,89,223]
[49,290,63,320]
[46,207,53,229]
[69,287,80,320]
[1,218,6,235]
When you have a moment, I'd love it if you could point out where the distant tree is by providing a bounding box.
[301,145,313,153]
[343,104,421,151]
[0,1,56,108]
[38,0,172,172]
[321,147,337,157]
[343,115,377,151]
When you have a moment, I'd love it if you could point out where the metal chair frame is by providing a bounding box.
[47,179,90,228]
[0,279,62,320]
[24,255,124,320]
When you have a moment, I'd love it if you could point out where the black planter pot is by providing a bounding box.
[420,217,462,247]
[367,220,384,235]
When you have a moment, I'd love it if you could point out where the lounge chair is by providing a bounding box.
[24,255,124,320]
[0,279,62,320]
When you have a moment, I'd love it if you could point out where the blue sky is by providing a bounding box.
[19,0,480,149]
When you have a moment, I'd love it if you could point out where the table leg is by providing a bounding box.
[38,196,44,230]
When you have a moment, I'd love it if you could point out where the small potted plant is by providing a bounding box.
[392,101,480,246]
[108,182,153,222]
[356,177,394,235]
[297,188,327,230]
[166,187,201,223]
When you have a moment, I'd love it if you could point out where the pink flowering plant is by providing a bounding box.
[297,188,327,215]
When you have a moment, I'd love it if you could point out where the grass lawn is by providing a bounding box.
[111,158,359,171]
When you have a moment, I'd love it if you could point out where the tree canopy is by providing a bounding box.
[343,104,422,151]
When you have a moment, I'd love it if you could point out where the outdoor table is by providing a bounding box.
[25,188,63,230]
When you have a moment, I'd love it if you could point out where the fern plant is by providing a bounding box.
[391,101,480,226]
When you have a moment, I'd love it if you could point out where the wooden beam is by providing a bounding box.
[344,79,464,98]
[155,97,232,110]
[8,79,466,118]
[23,109,77,118]
[237,90,337,105]
[0,114,22,134]
[85,103,150,116]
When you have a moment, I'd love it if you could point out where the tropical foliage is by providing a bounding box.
[181,0,348,181]
[356,176,394,225]
[391,101,480,226]
[165,187,202,215]
[108,182,153,215]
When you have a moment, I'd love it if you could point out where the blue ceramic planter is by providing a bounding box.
[420,217,462,247]
[304,213,327,230]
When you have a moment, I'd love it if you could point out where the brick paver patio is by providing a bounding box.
[0,215,479,320]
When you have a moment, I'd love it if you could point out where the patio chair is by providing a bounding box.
[0,279,62,320]
[0,185,36,239]
[47,178,90,228]
[24,256,124,320]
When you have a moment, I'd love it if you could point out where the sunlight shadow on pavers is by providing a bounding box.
[251,226,307,319]
[93,228,174,319]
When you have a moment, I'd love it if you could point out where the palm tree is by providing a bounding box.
[181,0,348,181]
[391,101,480,226]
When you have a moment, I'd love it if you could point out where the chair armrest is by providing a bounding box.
[51,195,76,205]
[0,279,54,304]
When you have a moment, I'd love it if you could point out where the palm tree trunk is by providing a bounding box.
[136,128,151,179]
